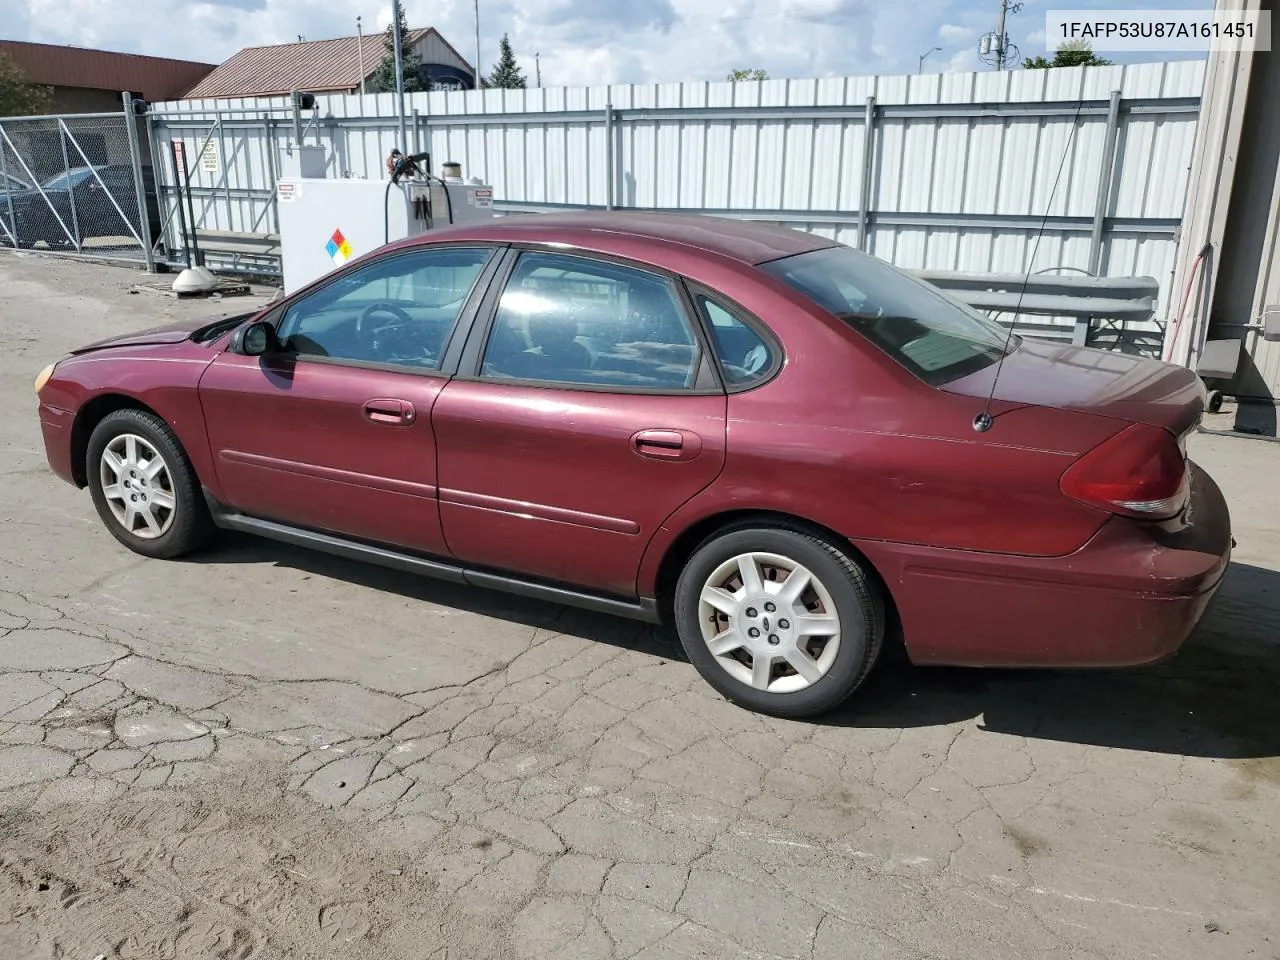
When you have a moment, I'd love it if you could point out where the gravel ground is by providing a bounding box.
[1,250,1277,960]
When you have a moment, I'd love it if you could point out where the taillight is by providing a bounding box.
[1060,423,1189,520]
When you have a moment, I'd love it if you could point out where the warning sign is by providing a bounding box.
[472,188,493,208]
[172,139,185,165]
[200,139,219,174]
[277,181,299,202]
[325,228,352,266]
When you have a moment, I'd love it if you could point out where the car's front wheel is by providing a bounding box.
[86,409,212,559]
[674,523,884,718]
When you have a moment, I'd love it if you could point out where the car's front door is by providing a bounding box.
[432,249,728,597]
[199,244,497,555]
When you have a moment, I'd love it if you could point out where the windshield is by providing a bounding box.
[40,168,97,191]
[760,245,1016,386]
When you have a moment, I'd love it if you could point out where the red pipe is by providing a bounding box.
[1163,244,1211,362]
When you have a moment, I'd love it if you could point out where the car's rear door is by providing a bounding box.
[198,244,500,555]
[431,249,728,597]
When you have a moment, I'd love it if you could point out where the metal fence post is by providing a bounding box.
[0,123,17,248]
[143,112,167,260]
[56,121,82,250]
[857,96,877,251]
[168,140,192,268]
[216,110,233,230]
[1080,89,1124,345]
[122,92,155,272]
[263,114,280,235]
[291,89,303,146]
[605,103,615,210]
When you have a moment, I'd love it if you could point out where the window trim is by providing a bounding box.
[456,245,724,397]
[683,281,785,394]
[244,242,502,378]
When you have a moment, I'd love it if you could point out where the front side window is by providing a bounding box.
[276,246,491,369]
[481,252,701,389]
[760,245,1015,386]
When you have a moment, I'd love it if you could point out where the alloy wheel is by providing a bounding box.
[697,551,842,694]
[98,433,177,540]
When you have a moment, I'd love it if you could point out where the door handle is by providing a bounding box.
[631,429,701,461]
[363,398,416,425]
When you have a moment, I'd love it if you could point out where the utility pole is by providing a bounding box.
[918,46,941,73]
[474,0,482,89]
[391,0,408,152]
[979,0,1021,71]
[535,52,541,87]
[994,0,1008,70]
[356,16,366,98]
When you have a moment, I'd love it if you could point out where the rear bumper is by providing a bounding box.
[856,461,1232,668]
[39,401,77,486]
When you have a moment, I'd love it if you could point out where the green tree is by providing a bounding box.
[1024,40,1112,68]
[727,68,769,81]
[0,51,53,116]
[487,34,526,88]
[367,1,426,93]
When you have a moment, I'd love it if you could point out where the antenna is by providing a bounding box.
[973,97,1087,433]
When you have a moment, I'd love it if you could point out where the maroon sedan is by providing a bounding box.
[33,212,1231,717]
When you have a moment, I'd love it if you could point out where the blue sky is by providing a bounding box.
[5,0,1209,85]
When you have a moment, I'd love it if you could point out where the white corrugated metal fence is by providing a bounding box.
[144,60,1205,349]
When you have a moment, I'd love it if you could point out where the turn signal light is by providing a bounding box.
[34,361,56,396]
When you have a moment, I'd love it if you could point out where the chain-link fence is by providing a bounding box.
[0,111,155,266]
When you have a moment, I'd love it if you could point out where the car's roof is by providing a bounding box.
[411,210,838,266]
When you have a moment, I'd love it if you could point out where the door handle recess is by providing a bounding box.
[363,398,415,425]
[631,429,701,461]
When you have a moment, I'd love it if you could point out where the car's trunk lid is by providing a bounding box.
[944,337,1204,436]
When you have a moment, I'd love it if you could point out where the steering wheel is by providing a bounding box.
[356,302,422,361]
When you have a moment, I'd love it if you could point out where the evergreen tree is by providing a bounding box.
[367,1,426,93]
[487,35,526,89]
[0,51,53,116]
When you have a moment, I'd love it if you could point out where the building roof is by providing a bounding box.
[0,40,215,102]
[184,28,470,100]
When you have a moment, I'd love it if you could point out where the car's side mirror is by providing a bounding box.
[230,319,279,356]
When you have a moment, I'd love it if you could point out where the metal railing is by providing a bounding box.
[915,269,1162,352]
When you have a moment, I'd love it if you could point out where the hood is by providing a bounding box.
[71,317,210,354]
[945,337,1204,436]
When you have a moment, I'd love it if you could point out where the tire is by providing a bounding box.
[674,523,884,718]
[85,408,213,560]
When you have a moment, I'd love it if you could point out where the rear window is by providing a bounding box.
[760,245,1015,386]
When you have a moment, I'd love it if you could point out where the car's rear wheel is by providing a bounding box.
[674,524,884,718]
[86,409,212,559]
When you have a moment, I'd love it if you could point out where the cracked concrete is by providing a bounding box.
[2,254,1279,959]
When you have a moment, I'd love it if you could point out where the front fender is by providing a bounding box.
[41,343,220,495]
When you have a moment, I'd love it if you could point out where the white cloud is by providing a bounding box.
[945,47,980,72]
[7,0,1018,86]
[938,23,975,43]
